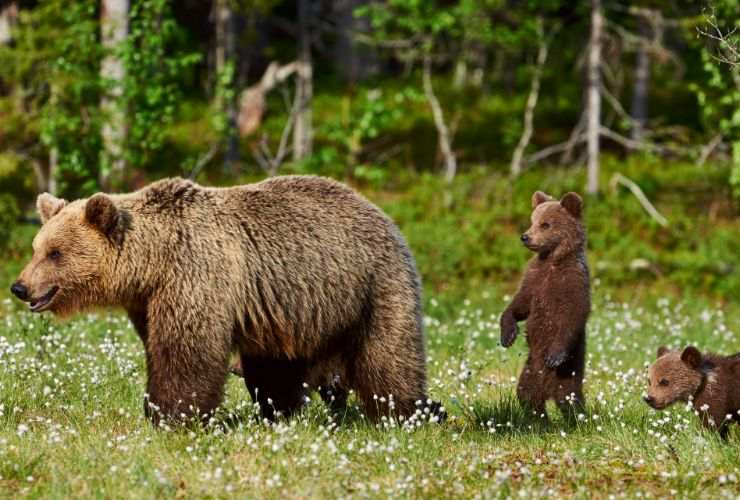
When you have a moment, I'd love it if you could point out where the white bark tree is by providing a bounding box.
[422,52,457,183]
[293,0,313,161]
[586,0,603,195]
[630,17,650,142]
[214,0,239,169]
[510,17,550,177]
[0,2,17,45]
[100,0,129,189]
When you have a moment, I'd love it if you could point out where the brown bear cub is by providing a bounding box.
[500,191,590,419]
[11,176,442,425]
[645,346,740,437]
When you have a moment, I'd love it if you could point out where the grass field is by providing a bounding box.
[0,288,738,498]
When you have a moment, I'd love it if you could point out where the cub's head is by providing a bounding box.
[11,193,123,316]
[644,346,704,410]
[521,191,584,259]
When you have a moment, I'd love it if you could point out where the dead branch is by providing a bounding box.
[251,90,299,176]
[609,172,668,227]
[697,134,724,166]
[188,142,220,180]
[560,111,586,165]
[422,51,457,183]
[511,17,551,177]
[237,60,308,137]
[697,8,739,68]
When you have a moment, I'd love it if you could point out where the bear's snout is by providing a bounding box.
[643,395,656,407]
[10,281,29,301]
[520,233,530,244]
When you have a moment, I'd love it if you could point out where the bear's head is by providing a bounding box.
[644,346,705,410]
[521,191,584,260]
[11,192,124,316]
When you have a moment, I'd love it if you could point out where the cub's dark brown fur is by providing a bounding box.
[645,346,740,437]
[500,191,590,418]
[13,176,439,424]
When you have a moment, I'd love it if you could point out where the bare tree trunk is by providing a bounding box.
[453,58,468,89]
[293,0,313,161]
[510,18,549,177]
[334,0,376,84]
[0,2,18,45]
[100,0,129,190]
[631,19,650,142]
[422,53,457,183]
[237,61,306,137]
[586,0,602,195]
[214,0,239,170]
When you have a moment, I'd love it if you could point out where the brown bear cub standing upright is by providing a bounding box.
[645,346,740,438]
[500,191,590,419]
[11,176,441,424]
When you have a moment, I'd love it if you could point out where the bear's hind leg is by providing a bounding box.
[553,347,586,421]
[240,355,308,420]
[517,360,548,420]
[351,298,428,421]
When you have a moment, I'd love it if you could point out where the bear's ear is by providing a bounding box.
[657,346,669,358]
[680,346,702,369]
[531,191,552,208]
[37,193,67,224]
[85,194,119,236]
[560,192,583,218]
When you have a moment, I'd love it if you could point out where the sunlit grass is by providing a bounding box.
[0,290,737,497]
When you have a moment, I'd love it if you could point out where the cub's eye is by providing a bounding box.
[659,379,669,387]
[48,250,61,261]
[540,222,550,230]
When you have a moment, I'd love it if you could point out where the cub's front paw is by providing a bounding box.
[500,321,518,348]
[545,351,569,368]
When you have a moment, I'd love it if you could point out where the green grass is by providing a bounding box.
[0,290,737,498]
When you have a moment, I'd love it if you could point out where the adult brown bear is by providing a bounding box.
[11,176,439,424]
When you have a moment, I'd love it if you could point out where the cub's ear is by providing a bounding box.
[657,346,669,358]
[37,193,67,224]
[85,194,119,235]
[531,191,552,208]
[680,346,702,369]
[560,192,583,218]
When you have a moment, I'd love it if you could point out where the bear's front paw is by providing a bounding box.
[545,351,569,368]
[500,320,518,348]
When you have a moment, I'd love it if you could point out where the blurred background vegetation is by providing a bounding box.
[0,0,737,303]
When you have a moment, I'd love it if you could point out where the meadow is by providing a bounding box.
[0,166,738,498]
[0,291,738,498]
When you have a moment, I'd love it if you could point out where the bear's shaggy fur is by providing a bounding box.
[500,191,590,419]
[13,176,435,423]
[645,346,740,437]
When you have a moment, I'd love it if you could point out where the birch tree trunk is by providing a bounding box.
[100,0,129,190]
[214,0,239,170]
[422,52,457,183]
[293,0,313,161]
[0,2,17,45]
[586,0,602,195]
[630,19,650,142]
[510,18,549,177]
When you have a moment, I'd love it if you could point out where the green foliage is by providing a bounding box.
[373,159,739,302]
[308,88,412,183]
[116,0,201,177]
[0,193,20,251]
[691,2,740,198]
[0,0,103,197]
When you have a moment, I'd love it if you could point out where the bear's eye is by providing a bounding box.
[48,249,61,261]
[540,222,550,230]
[659,379,669,387]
